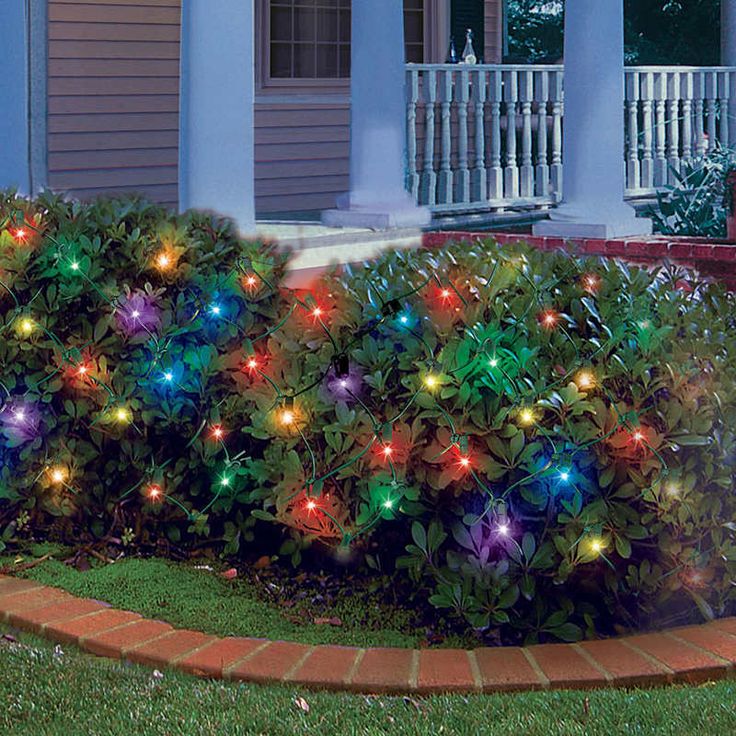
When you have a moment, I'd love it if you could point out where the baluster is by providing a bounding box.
[437,69,454,205]
[694,72,707,157]
[503,69,519,198]
[534,70,550,197]
[471,68,487,202]
[681,72,694,166]
[487,70,503,199]
[519,70,534,197]
[653,73,667,186]
[640,72,654,189]
[666,72,681,184]
[455,69,471,205]
[406,69,420,201]
[549,70,563,200]
[625,70,640,193]
[705,71,718,150]
[421,69,437,206]
[719,70,731,148]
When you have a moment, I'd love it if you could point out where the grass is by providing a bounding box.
[0,547,444,648]
[1,629,735,736]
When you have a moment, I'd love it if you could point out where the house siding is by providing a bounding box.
[45,0,503,215]
[46,0,181,207]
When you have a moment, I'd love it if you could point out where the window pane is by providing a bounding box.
[270,43,293,77]
[316,43,339,77]
[294,7,316,41]
[315,8,338,42]
[293,43,316,77]
[270,6,292,42]
[269,1,423,80]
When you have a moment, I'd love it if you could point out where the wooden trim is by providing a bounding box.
[30,0,48,194]
[426,0,449,63]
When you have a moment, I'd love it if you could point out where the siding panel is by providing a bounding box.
[47,0,181,207]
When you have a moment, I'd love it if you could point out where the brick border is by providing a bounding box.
[1,575,735,694]
[422,232,736,289]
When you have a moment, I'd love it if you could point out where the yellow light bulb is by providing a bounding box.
[518,407,536,427]
[49,466,67,484]
[590,538,604,554]
[281,410,294,426]
[17,318,34,336]
[114,407,130,423]
[575,370,595,390]
[424,374,439,389]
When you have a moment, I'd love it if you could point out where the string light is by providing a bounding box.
[210,424,225,441]
[488,357,499,368]
[575,370,596,390]
[517,407,537,427]
[70,261,80,272]
[457,455,472,470]
[114,407,131,424]
[49,466,68,484]
[497,523,510,536]
[209,304,222,317]
[146,484,163,501]
[305,499,317,511]
[423,374,439,390]
[590,538,605,554]
[280,409,295,426]
[12,228,27,243]
[16,317,35,337]
[540,310,559,329]
[558,468,571,483]
[163,371,174,383]
[582,273,600,293]
[243,274,258,289]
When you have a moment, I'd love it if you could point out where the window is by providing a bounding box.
[267,0,426,81]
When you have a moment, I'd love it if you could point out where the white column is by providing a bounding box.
[179,0,255,234]
[723,0,736,65]
[322,0,430,230]
[534,0,650,239]
[0,2,30,193]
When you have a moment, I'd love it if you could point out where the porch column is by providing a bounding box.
[723,0,736,65]
[179,0,255,234]
[534,0,650,239]
[0,2,30,193]
[322,0,431,230]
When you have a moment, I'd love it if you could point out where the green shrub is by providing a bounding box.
[1,191,735,643]
[646,145,736,238]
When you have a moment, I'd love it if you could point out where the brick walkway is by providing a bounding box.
[2,575,736,693]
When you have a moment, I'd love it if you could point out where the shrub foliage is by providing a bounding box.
[1,192,735,643]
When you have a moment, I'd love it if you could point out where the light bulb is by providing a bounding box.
[131,310,140,319]
[147,484,162,500]
[382,445,393,457]
[558,469,570,482]
[115,407,130,423]
[488,358,498,368]
[312,306,323,318]
[70,261,80,271]
[306,499,317,511]
[518,407,536,426]
[246,358,258,370]
[18,318,34,336]
[575,370,595,390]
[50,466,67,484]
[210,305,221,316]
[458,456,471,469]
[590,538,604,554]
[383,499,394,509]
[440,288,451,299]
[280,409,295,426]
[245,275,257,287]
[424,374,439,389]
[210,425,224,440]
[163,372,173,383]
[498,523,509,536]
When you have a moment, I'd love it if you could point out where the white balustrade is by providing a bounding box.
[406,64,736,213]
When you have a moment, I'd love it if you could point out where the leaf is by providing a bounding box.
[411,521,427,553]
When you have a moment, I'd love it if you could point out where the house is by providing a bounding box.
[4,1,736,248]
[3,0,504,219]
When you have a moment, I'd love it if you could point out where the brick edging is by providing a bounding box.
[422,232,736,288]
[1,575,734,694]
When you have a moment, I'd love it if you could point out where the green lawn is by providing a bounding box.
[1,549,466,648]
[1,629,735,736]
[2,549,736,735]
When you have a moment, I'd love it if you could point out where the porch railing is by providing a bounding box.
[406,64,736,214]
